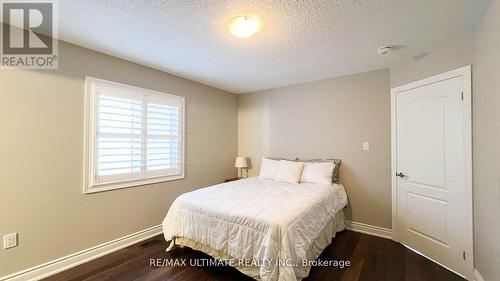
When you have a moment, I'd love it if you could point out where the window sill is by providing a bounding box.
[83,174,185,194]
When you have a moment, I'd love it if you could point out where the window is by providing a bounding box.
[84,77,185,193]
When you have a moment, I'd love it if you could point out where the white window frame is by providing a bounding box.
[83,77,185,194]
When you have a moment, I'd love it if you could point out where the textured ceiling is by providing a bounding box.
[58,1,490,93]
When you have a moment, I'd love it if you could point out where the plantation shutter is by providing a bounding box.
[85,77,185,192]
[95,88,143,184]
[146,95,183,177]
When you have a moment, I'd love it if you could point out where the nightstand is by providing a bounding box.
[224,177,241,182]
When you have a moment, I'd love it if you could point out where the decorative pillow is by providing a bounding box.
[299,159,342,183]
[258,157,281,180]
[274,160,305,184]
[300,162,335,184]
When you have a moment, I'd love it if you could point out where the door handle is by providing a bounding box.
[396,172,405,178]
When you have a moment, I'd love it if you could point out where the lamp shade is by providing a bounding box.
[235,157,248,168]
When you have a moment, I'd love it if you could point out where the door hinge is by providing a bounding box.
[461,92,464,100]
[463,251,466,260]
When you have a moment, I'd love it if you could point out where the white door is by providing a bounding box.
[392,67,473,279]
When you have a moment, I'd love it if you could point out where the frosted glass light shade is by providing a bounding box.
[228,16,261,38]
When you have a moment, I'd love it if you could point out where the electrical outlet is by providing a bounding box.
[3,233,18,249]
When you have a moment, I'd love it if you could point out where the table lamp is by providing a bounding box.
[235,157,248,178]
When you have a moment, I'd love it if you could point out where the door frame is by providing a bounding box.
[390,65,473,279]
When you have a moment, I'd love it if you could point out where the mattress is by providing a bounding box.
[162,177,348,281]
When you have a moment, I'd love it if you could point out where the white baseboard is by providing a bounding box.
[474,269,485,281]
[345,220,392,239]
[0,225,163,281]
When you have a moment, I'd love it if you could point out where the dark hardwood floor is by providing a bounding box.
[43,230,465,281]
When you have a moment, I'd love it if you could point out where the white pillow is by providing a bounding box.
[259,157,281,180]
[300,162,335,184]
[274,160,305,184]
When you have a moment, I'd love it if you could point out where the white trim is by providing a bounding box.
[390,82,399,242]
[0,225,163,281]
[83,76,186,194]
[474,269,485,281]
[462,66,474,281]
[390,65,474,280]
[84,174,185,194]
[345,220,392,240]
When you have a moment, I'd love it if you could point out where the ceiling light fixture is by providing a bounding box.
[228,16,261,38]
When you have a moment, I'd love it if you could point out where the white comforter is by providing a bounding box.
[162,177,348,281]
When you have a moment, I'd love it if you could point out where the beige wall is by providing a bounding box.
[472,1,500,279]
[390,33,475,88]
[0,41,238,276]
[238,69,392,228]
[390,4,500,277]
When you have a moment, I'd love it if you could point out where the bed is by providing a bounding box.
[162,176,348,281]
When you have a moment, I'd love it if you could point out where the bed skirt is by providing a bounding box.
[166,210,346,281]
